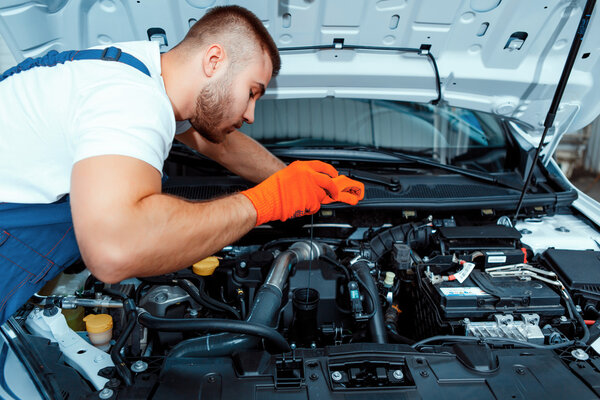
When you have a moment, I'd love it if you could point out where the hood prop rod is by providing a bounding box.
[513,0,596,224]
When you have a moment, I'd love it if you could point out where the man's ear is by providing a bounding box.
[203,44,226,78]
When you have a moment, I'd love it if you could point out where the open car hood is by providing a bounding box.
[0,0,599,138]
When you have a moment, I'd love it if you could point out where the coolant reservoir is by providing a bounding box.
[193,256,220,276]
[83,314,113,351]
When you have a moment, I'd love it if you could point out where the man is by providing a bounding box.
[0,6,363,323]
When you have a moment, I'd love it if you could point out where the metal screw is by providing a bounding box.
[392,369,404,380]
[207,375,216,383]
[98,388,114,399]
[560,316,568,323]
[154,293,168,303]
[572,349,589,361]
[331,371,343,382]
[239,261,247,269]
[188,309,198,317]
[131,360,148,373]
[310,373,318,381]
[516,367,526,375]
[311,342,317,349]
[419,370,429,377]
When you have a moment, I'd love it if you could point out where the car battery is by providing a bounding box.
[424,270,564,320]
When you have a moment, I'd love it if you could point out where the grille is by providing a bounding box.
[366,184,512,200]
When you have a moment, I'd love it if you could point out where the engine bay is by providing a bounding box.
[12,209,600,399]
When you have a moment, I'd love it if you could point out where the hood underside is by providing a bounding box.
[0,0,598,134]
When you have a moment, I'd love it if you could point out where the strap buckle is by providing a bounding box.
[100,47,122,62]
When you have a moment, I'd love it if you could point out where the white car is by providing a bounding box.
[1,1,600,399]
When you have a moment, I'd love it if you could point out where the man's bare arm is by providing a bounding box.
[176,127,285,183]
[70,155,256,283]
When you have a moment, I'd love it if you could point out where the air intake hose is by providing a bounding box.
[168,241,329,358]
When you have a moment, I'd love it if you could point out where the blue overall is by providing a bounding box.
[0,46,150,323]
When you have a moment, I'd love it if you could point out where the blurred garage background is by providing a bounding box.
[1,33,599,201]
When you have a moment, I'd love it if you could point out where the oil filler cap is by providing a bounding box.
[193,256,220,276]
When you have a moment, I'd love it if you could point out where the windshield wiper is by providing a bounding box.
[270,146,522,191]
[349,146,524,191]
[347,169,401,191]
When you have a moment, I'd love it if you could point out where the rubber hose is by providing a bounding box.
[178,278,241,319]
[351,260,388,344]
[110,298,137,386]
[138,312,290,352]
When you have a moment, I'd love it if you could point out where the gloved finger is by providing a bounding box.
[333,175,365,201]
[334,191,360,205]
[322,196,335,205]
[310,170,340,200]
[304,160,339,178]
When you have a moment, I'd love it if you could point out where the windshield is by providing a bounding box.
[240,98,508,170]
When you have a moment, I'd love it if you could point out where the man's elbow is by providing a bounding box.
[79,243,134,284]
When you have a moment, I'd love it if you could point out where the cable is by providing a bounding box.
[386,324,416,345]
[319,255,351,281]
[306,213,314,303]
[102,288,137,386]
[412,335,575,350]
[136,275,240,319]
[279,44,442,104]
[562,286,590,345]
[138,313,290,352]
[179,278,241,320]
[353,271,377,320]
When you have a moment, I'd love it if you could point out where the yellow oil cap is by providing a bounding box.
[83,314,113,334]
[193,256,220,276]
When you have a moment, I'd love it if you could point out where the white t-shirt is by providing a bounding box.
[0,41,177,204]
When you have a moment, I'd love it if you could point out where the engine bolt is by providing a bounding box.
[331,371,343,382]
[239,261,247,269]
[207,375,216,383]
[311,342,317,349]
[310,373,318,381]
[393,369,404,380]
[571,349,589,361]
[560,316,568,323]
[98,388,114,399]
[419,370,429,378]
[131,360,148,373]
[516,367,526,375]
[189,309,198,317]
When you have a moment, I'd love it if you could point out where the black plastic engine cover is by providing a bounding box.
[152,344,599,399]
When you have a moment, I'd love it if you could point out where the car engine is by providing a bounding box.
[14,209,600,398]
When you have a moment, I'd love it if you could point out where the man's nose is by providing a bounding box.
[243,100,256,124]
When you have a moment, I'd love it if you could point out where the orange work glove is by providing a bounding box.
[241,160,340,226]
[322,175,365,205]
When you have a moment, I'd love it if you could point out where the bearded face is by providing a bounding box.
[190,68,235,144]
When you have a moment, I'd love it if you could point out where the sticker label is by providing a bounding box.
[487,255,507,263]
[592,337,600,356]
[454,262,475,283]
[440,287,487,296]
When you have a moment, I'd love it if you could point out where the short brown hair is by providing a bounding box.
[180,5,280,77]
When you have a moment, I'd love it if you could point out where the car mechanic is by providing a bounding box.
[0,6,364,323]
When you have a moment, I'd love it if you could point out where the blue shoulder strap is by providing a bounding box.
[0,46,151,83]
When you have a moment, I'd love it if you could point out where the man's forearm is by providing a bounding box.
[177,128,285,182]
[76,192,256,283]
